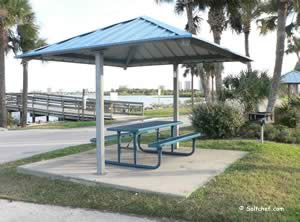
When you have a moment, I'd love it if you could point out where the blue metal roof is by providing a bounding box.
[281,70,300,84]
[19,16,192,58]
[17,16,251,67]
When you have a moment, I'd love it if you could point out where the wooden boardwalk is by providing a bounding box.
[6,93,144,121]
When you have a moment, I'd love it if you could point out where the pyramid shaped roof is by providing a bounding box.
[18,16,251,67]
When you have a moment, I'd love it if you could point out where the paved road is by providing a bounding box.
[0,199,157,222]
[0,116,190,164]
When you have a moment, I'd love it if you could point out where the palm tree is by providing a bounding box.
[267,0,292,112]
[230,0,262,72]
[182,64,198,108]
[204,0,240,101]
[12,14,46,127]
[257,0,297,112]
[155,0,213,104]
[286,36,300,70]
[0,0,33,128]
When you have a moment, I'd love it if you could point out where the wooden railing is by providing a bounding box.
[6,93,144,120]
[86,98,144,116]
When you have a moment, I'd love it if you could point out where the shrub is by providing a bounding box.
[241,122,300,144]
[191,103,245,138]
[275,96,300,128]
[7,114,19,127]
[240,122,261,139]
[263,124,278,141]
[223,70,271,113]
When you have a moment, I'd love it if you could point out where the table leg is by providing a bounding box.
[156,128,160,142]
[133,133,138,165]
[117,131,121,163]
[171,125,174,152]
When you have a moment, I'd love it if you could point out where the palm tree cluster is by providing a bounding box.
[155,0,300,113]
[0,0,45,128]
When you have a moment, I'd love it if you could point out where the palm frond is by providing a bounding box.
[257,16,278,35]
[175,0,185,15]
[185,15,202,32]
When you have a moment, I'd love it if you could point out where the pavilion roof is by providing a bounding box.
[17,16,251,67]
[281,70,300,84]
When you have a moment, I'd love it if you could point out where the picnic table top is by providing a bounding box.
[107,120,182,133]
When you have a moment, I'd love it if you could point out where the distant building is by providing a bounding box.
[158,85,165,90]
[184,81,191,90]
[47,88,52,94]
[58,89,64,94]
[119,85,128,89]
[179,81,183,90]
[199,79,202,91]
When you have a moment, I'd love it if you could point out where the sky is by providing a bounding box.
[5,0,297,92]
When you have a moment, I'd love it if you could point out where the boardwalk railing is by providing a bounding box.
[6,93,144,121]
[86,98,144,116]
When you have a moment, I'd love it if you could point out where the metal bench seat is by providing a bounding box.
[147,132,201,156]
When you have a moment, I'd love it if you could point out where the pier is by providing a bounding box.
[6,93,144,122]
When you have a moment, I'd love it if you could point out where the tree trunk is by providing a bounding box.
[185,1,211,105]
[185,0,196,34]
[0,24,7,128]
[266,0,289,112]
[191,73,194,108]
[199,64,212,104]
[208,7,225,101]
[21,60,28,127]
[244,21,252,72]
[211,74,215,103]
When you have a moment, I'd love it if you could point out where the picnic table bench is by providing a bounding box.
[91,121,201,169]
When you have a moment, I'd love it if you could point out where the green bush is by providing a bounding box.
[191,103,245,138]
[275,96,300,128]
[241,122,300,144]
[240,122,261,139]
[223,70,271,113]
[7,114,19,127]
[264,124,280,141]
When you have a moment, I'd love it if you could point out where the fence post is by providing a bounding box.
[78,100,80,120]
[62,96,65,121]
[32,95,34,110]
[47,94,49,112]
[82,89,86,120]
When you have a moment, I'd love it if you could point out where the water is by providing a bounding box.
[102,95,189,107]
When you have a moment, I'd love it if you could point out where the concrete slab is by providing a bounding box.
[18,146,247,198]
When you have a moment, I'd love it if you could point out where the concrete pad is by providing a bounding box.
[0,199,156,222]
[18,145,247,198]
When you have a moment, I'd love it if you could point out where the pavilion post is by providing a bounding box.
[288,84,291,102]
[173,64,179,148]
[95,51,105,175]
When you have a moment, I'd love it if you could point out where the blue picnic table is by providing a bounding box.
[105,120,201,169]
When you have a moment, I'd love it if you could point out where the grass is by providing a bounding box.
[144,107,191,118]
[0,133,299,221]
[24,120,114,129]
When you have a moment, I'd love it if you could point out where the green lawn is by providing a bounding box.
[0,135,299,221]
[144,107,191,117]
[25,120,114,129]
